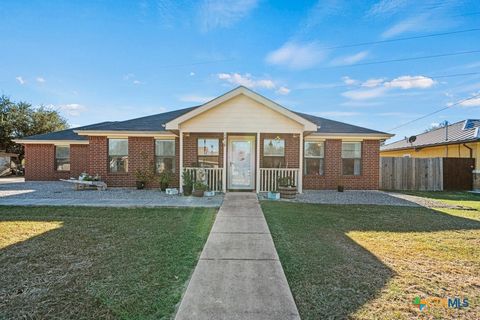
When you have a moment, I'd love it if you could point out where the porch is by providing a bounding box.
[180,132,303,193]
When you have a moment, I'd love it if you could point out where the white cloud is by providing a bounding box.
[189,72,196,76]
[179,95,215,104]
[15,76,25,85]
[384,75,435,89]
[331,51,369,66]
[342,87,388,100]
[59,103,87,116]
[367,0,410,17]
[460,93,480,107]
[199,0,258,32]
[36,77,46,84]
[123,73,135,80]
[342,76,357,85]
[361,78,385,88]
[381,14,429,38]
[133,80,142,85]
[315,111,360,117]
[217,73,290,94]
[276,86,290,95]
[266,42,326,70]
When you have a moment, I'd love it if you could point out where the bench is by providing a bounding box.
[60,179,107,191]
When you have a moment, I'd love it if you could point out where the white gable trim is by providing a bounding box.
[165,86,318,131]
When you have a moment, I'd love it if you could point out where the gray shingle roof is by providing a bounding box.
[85,106,199,131]
[381,119,480,151]
[22,122,115,141]
[21,103,389,141]
[293,111,389,135]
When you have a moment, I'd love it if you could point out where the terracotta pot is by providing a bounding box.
[278,186,297,199]
[192,190,204,197]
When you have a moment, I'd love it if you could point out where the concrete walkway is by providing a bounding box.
[175,192,300,320]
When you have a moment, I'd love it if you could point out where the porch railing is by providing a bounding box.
[259,168,299,192]
[184,167,223,192]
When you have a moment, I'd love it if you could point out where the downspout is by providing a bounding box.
[463,143,473,158]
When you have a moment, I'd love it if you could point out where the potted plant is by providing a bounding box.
[159,170,173,191]
[182,170,194,196]
[277,176,297,199]
[192,181,208,197]
[336,176,344,192]
[135,167,153,190]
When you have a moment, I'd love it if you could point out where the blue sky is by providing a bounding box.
[1,0,479,143]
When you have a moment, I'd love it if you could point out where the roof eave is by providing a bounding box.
[381,137,480,152]
[13,139,89,145]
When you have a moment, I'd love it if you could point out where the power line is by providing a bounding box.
[297,71,480,90]
[322,28,480,50]
[321,49,480,69]
[387,93,480,132]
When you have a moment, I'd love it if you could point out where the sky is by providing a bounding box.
[1,0,479,143]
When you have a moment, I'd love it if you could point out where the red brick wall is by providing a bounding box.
[183,133,224,167]
[24,144,88,181]
[260,133,300,168]
[303,139,380,190]
[88,136,180,188]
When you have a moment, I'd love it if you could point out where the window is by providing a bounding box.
[55,146,70,171]
[155,140,175,173]
[197,138,219,167]
[342,142,361,175]
[263,138,285,168]
[304,141,324,175]
[109,139,128,173]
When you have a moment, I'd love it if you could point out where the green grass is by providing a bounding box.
[0,206,216,320]
[396,191,480,210]
[261,201,480,320]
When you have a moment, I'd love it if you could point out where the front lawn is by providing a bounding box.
[262,201,480,319]
[0,206,216,319]
[396,191,480,210]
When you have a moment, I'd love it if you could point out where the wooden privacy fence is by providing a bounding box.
[380,157,474,191]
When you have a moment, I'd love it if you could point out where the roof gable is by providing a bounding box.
[165,86,318,131]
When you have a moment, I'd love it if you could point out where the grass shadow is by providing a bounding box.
[261,202,480,319]
[0,206,216,319]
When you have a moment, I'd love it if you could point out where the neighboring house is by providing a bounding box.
[381,119,480,189]
[15,87,392,192]
[0,152,18,176]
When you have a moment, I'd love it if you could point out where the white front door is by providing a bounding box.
[228,136,255,190]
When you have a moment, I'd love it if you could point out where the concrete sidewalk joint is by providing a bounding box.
[175,192,300,320]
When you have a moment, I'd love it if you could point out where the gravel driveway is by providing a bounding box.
[0,180,223,207]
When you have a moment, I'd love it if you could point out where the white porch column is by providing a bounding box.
[256,132,261,193]
[179,129,183,193]
[222,132,227,193]
[298,132,303,193]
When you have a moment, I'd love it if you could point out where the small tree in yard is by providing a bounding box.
[0,95,68,158]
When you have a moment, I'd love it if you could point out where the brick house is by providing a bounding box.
[15,86,393,192]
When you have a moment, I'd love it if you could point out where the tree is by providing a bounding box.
[0,95,68,157]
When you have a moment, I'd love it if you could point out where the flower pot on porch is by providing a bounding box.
[192,190,204,197]
[183,185,193,196]
[337,185,344,192]
[278,186,297,199]
[160,182,169,192]
[136,181,146,190]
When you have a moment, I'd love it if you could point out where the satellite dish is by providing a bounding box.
[408,136,417,143]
